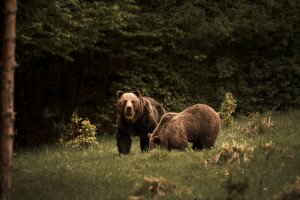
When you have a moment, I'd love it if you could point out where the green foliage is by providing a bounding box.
[17,0,138,61]
[111,0,300,112]
[112,63,197,112]
[15,0,300,142]
[17,0,300,112]
[220,92,237,126]
[59,111,98,148]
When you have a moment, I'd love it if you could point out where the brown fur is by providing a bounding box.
[116,90,165,154]
[149,104,220,150]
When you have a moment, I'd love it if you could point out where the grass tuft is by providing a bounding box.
[129,176,192,200]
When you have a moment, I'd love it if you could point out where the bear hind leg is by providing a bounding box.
[192,143,204,151]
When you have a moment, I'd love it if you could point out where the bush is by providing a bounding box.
[59,112,98,148]
[220,92,237,126]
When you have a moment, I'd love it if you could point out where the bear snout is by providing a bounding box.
[125,106,134,117]
[126,106,132,111]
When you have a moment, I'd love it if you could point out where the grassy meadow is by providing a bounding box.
[13,110,300,200]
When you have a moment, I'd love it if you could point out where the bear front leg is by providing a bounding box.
[116,130,132,154]
[140,136,149,152]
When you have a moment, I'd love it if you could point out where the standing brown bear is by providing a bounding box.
[148,104,220,150]
[116,90,165,154]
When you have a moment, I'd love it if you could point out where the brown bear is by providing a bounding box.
[148,104,220,150]
[116,90,165,154]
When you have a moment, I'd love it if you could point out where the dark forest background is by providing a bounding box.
[15,0,299,146]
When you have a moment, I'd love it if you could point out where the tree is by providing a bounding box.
[0,0,17,199]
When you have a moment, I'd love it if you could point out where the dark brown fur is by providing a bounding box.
[149,104,220,150]
[116,90,165,154]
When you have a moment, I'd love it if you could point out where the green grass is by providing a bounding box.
[13,110,300,200]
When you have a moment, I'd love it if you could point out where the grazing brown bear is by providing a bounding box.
[116,90,165,154]
[148,104,220,151]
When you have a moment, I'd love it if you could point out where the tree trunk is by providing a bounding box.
[0,0,17,199]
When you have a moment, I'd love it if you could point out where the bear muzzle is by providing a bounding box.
[124,106,134,117]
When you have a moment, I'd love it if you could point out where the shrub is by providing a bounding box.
[59,111,98,148]
[220,92,237,126]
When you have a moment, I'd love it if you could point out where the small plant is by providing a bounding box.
[59,111,98,148]
[214,142,254,164]
[129,176,192,199]
[241,112,274,135]
[220,92,237,126]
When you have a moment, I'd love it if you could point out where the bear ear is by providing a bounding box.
[153,136,160,144]
[117,91,124,99]
[133,90,141,98]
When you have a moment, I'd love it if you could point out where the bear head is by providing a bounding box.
[148,113,176,150]
[117,90,143,124]
[148,131,169,150]
[148,133,163,150]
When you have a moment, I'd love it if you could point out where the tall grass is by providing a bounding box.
[13,110,300,200]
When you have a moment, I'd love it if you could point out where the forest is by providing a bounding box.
[15,0,300,146]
